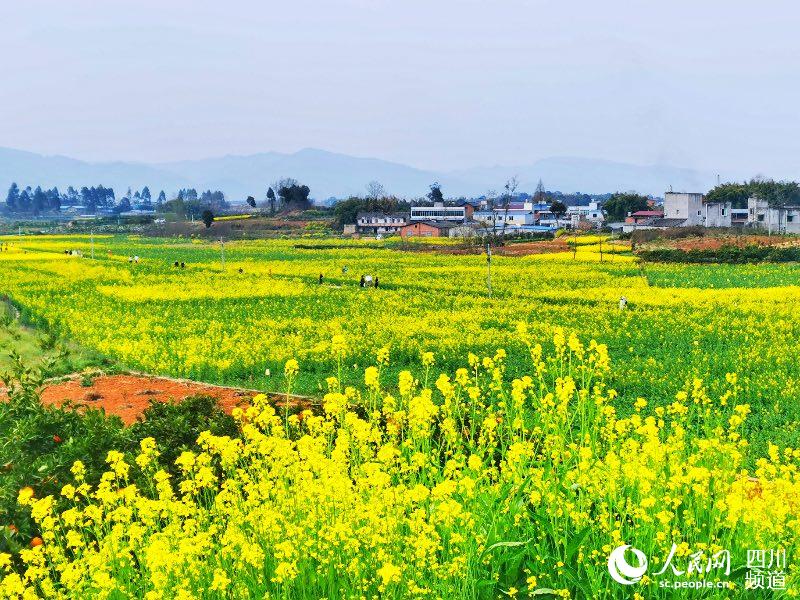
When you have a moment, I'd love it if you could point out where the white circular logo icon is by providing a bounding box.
[608,545,648,585]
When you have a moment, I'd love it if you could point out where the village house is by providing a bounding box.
[567,201,606,228]
[748,197,800,234]
[731,208,749,226]
[662,191,731,227]
[473,201,561,232]
[399,220,477,238]
[623,192,731,232]
[355,212,409,235]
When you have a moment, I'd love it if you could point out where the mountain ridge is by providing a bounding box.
[0,146,719,201]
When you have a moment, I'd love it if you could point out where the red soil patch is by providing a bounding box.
[0,374,307,425]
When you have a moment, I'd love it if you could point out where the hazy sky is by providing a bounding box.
[2,0,799,176]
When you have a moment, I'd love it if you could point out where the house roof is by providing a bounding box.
[631,210,664,217]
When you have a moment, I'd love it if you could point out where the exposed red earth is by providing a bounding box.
[1,373,307,425]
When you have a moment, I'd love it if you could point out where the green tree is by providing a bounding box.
[278,181,311,212]
[332,196,410,231]
[5,183,19,212]
[704,183,751,208]
[201,210,214,228]
[427,183,444,203]
[549,200,568,219]
[603,192,650,221]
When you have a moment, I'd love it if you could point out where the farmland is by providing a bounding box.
[2,235,799,453]
[1,233,799,598]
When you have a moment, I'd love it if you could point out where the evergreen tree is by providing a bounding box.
[427,182,444,203]
[18,190,31,213]
[5,183,19,212]
[32,186,47,215]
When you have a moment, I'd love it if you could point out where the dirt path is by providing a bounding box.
[2,373,311,425]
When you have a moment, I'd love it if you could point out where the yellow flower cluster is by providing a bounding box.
[2,332,798,598]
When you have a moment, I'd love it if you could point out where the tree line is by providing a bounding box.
[3,183,229,217]
[705,179,800,208]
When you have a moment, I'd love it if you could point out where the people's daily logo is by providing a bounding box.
[607,545,648,585]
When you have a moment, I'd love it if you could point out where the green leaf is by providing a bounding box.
[480,538,531,559]
[565,525,591,563]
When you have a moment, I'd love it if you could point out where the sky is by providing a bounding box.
[2,0,799,177]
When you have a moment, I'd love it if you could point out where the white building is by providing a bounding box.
[410,201,470,222]
[703,201,732,228]
[473,201,560,232]
[473,209,538,228]
[663,192,731,227]
[567,201,605,227]
[747,197,800,234]
[663,192,705,225]
[356,212,408,235]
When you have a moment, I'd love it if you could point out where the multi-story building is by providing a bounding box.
[663,192,705,225]
[662,192,731,227]
[410,201,473,222]
[567,201,606,227]
[747,197,800,234]
[355,212,409,235]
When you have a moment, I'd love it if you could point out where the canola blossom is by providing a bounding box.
[1,234,799,457]
[1,332,799,598]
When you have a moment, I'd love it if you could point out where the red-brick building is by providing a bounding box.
[400,221,458,238]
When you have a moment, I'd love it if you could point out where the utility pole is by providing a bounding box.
[90,230,95,260]
[220,239,225,270]
[486,243,492,298]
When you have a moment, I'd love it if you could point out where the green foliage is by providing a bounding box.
[128,395,239,471]
[639,244,800,263]
[706,179,800,208]
[602,192,650,221]
[332,196,410,230]
[0,358,130,552]
[201,210,214,228]
[0,346,240,551]
[427,182,444,203]
[704,182,751,208]
[278,182,312,212]
[549,200,567,218]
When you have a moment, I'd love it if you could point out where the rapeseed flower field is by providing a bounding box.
[0,234,799,597]
[1,235,798,453]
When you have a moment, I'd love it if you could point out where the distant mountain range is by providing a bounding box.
[0,146,720,202]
